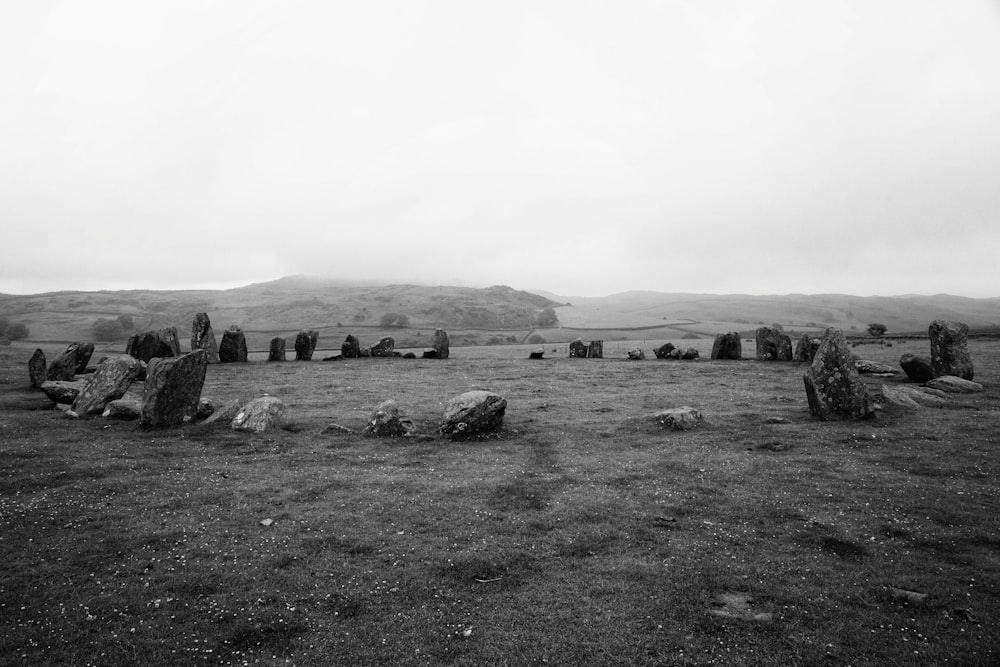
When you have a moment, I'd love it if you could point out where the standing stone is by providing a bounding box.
[432,329,450,359]
[28,349,46,388]
[654,343,676,359]
[341,335,360,358]
[756,327,792,361]
[529,349,545,360]
[439,390,506,440]
[928,320,974,380]
[569,339,588,358]
[369,336,395,357]
[627,348,645,360]
[231,397,285,433]
[295,330,319,360]
[899,353,934,382]
[803,328,876,420]
[268,337,286,361]
[711,332,742,360]
[46,347,79,381]
[140,350,208,427]
[190,313,220,363]
[794,335,821,363]
[127,328,181,363]
[588,340,604,359]
[218,325,248,363]
[364,399,415,437]
[67,342,95,373]
[70,354,143,418]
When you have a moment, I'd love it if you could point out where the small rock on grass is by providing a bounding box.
[653,406,704,430]
[231,396,285,433]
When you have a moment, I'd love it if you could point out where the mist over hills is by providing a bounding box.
[2,276,997,347]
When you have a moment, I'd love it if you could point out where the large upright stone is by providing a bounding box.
[190,313,220,363]
[231,397,285,433]
[294,330,319,360]
[711,332,742,360]
[439,390,506,440]
[28,349,46,388]
[432,329,450,359]
[588,340,604,359]
[140,350,208,427]
[127,328,181,363]
[794,334,821,363]
[341,335,360,358]
[218,325,248,363]
[569,339,588,358]
[928,320,974,380]
[756,327,792,361]
[268,337,286,361]
[803,328,876,420]
[67,342,95,373]
[70,354,143,418]
[899,353,934,382]
[46,347,79,381]
[369,336,395,357]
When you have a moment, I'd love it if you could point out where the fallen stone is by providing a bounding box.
[103,399,142,420]
[627,348,645,360]
[899,353,934,382]
[680,347,700,360]
[923,376,984,394]
[529,349,544,360]
[803,328,876,420]
[71,354,143,418]
[653,406,704,430]
[40,380,88,404]
[855,359,899,375]
[28,348,46,388]
[879,384,948,408]
[440,390,507,440]
[140,350,208,427]
[654,343,676,359]
[196,398,215,420]
[369,336,395,357]
[190,313,220,363]
[929,320,974,380]
[198,399,243,427]
[364,399,415,437]
[422,349,439,359]
[231,397,286,433]
[323,353,344,361]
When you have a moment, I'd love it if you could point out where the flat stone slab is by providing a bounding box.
[653,406,704,430]
[923,376,984,393]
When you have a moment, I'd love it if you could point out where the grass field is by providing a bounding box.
[1,338,998,666]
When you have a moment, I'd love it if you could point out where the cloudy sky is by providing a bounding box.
[2,1,999,298]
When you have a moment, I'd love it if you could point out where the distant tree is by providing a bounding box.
[532,308,558,327]
[117,314,134,330]
[6,322,29,340]
[867,323,888,338]
[380,312,411,328]
[92,318,125,340]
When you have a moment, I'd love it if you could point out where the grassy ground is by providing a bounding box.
[1,339,998,666]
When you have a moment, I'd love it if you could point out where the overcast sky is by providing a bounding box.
[2,1,999,298]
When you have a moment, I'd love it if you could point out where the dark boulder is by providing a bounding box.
[102,399,142,420]
[928,320,974,380]
[529,349,544,360]
[680,347,700,360]
[402,352,417,359]
[756,327,792,361]
[803,328,876,420]
[899,353,934,382]
[41,380,87,404]
[364,399,415,437]
[294,329,319,360]
[28,348,46,388]
[794,334,821,363]
[127,328,181,363]
[341,335,360,359]
[67,342,95,373]
[588,340,604,359]
[654,343,676,359]
[70,354,143,418]
[190,313,220,363]
[46,347,79,381]
[855,359,898,375]
[422,349,439,359]
[218,326,248,363]
[432,329,450,359]
[369,336,395,357]
[569,339,588,358]
[710,332,741,360]
[627,348,645,360]
[268,337,286,361]
[439,390,507,440]
[140,350,208,427]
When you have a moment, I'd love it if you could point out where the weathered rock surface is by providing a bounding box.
[268,337,286,361]
[198,399,243,427]
[899,353,934,382]
[103,399,142,420]
[218,326,248,363]
[432,329,450,359]
[588,340,604,359]
[569,339,588,358]
[803,328,876,420]
[196,398,215,420]
[190,313,220,363]
[364,399,415,437]
[711,332,742,360]
[46,347,79,381]
[928,320,974,380]
[341,335,360,358]
[295,330,319,360]
[71,354,143,418]
[794,335,821,363]
[41,380,88,404]
[855,359,898,375]
[627,348,645,360]
[756,327,792,361]
[878,384,948,409]
[140,350,208,427]
[923,375,984,394]
[127,328,181,363]
[439,390,507,440]
[231,397,286,433]
[654,343,676,359]
[653,406,704,430]
[680,347,700,360]
[369,337,395,357]
[28,349,46,388]
[67,342,95,373]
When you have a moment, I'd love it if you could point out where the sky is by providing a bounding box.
[2,1,999,298]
